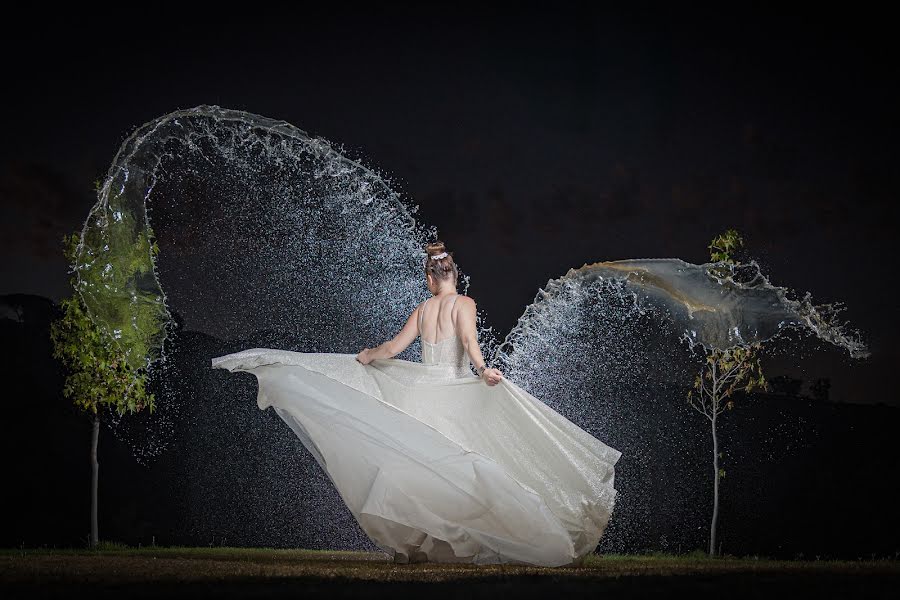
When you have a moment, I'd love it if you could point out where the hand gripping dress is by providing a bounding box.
[211,293,621,566]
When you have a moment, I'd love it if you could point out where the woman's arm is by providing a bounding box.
[456,296,504,386]
[356,302,423,364]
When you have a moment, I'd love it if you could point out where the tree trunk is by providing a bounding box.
[90,412,99,549]
[709,415,719,557]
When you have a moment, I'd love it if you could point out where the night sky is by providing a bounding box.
[2,6,897,406]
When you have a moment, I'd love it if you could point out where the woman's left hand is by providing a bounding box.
[481,367,504,386]
[356,348,373,365]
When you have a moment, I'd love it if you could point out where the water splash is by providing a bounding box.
[74,105,452,371]
[495,258,869,368]
[75,105,868,552]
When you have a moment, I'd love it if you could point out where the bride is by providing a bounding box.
[211,241,621,567]
[356,244,504,386]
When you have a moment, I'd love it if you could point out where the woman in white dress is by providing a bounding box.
[211,241,621,567]
[355,242,504,386]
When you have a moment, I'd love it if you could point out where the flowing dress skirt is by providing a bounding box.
[211,348,621,566]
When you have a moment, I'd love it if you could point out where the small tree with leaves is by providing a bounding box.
[687,229,767,557]
[50,229,157,549]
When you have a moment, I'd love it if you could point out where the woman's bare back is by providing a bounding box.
[418,293,461,345]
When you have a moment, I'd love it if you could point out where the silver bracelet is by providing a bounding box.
[476,364,487,377]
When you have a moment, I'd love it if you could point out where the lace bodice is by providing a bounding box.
[419,294,474,379]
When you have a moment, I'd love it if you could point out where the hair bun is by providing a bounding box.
[425,241,447,257]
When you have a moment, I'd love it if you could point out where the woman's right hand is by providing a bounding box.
[482,367,504,386]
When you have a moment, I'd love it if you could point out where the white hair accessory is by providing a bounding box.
[429,251,448,260]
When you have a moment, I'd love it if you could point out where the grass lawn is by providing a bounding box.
[2,544,898,598]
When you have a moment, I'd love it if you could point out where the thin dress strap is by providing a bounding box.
[419,297,428,333]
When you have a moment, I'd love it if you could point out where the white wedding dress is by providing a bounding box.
[211,293,621,567]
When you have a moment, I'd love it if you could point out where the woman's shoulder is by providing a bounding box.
[455,294,476,309]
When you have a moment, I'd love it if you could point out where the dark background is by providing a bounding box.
[1,5,897,556]
[3,5,896,405]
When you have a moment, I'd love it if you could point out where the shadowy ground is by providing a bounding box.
[2,546,898,598]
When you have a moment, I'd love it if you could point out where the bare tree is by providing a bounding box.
[687,344,766,556]
[687,229,767,557]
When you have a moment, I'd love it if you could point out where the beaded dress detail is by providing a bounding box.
[419,294,473,380]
